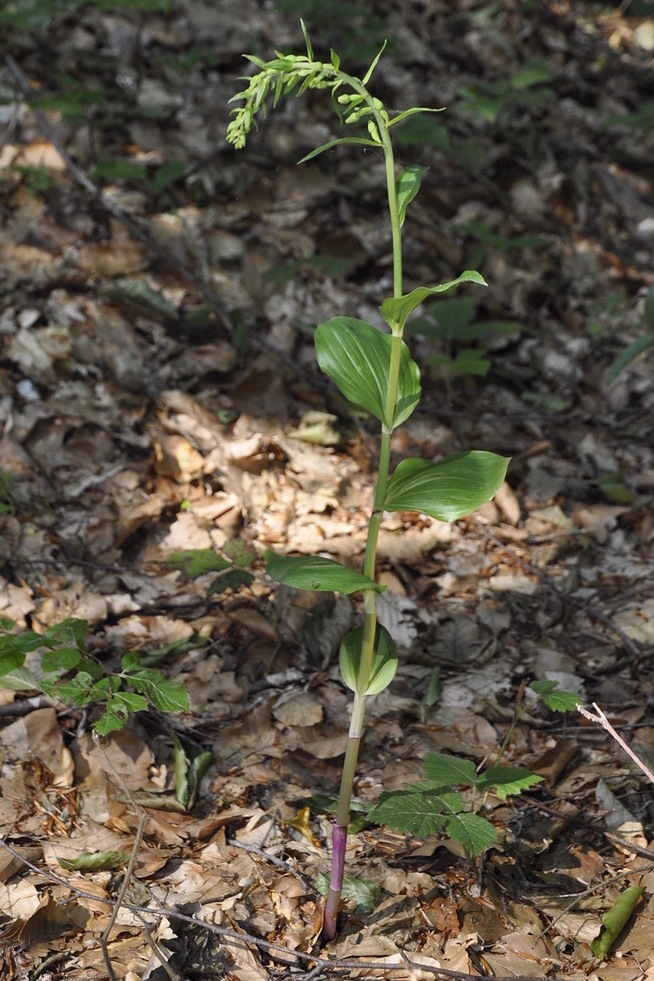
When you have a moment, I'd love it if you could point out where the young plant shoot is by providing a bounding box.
[228,24,509,940]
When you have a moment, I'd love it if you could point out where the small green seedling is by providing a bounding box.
[0,617,189,735]
[228,23,509,939]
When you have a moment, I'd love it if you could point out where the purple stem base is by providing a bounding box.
[322,822,347,940]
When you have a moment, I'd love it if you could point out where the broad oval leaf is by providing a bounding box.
[315,317,420,428]
[339,624,398,695]
[266,552,385,595]
[385,450,509,521]
[380,270,487,332]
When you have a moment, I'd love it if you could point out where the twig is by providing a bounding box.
[100,811,147,981]
[577,701,654,786]
[94,733,177,980]
[0,836,562,981]
[228,837,315,891]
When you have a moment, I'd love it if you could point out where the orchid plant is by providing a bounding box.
[227,24,509,940]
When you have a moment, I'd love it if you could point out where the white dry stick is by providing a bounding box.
[577,702,654,787]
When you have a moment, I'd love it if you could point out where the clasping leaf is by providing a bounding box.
[315,317,420,428]
[339,624,398,695]
[381,270,487,333]
[396,164,428,227]
[266,552,385,595]
[385,451,509,521]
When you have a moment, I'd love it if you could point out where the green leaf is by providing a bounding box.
[380,270,487,331]
[146,160,186,193]
[299,137,379,163]
[361,40,387,86]
[606,332,654,384]
[446,811,497,856]
[422,666,441,708]
[423,752,477,787]
[129,674,190,713]
[510,61,553,90]
[99,278,178,320]
[40,647,82,674]
[395,164,428,227]
[44,619,88,648]
[58,850,131,872]
[530,679,581,712]
[430,348,490,377]
[0,649,27,676]
[341,875,380,912]
[369,789,461,836]
[476,766,543,799]
[388,106,445,128]
[385,450,509,522]
[339,624,398,695]
[645,284,654,328]
[94,709,127,735]
[393,114,450,150]
[165,548,231,578]
[266,552,385,595]
[591,885,644,957]
[315,872,380,912]
[0,666,38,692]
[314,317,420,428]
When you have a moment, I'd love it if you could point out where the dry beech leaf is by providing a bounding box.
[273,690,323,727]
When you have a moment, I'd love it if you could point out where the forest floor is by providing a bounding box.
[1,0,654,978]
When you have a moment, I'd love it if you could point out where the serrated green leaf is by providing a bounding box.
[40,647,82,674]
[266,552,385,595]
[385,450,509,522]
[591,885,644,957]
[44,619,88,648]
[113,691,149,713]
[0,649,27,676]
[369,789,462,837]
[94,710,126,735]
[380,271,487,331]
[314,872,380,911]
[130,675,190,713]
[530,680,580,712]
[423,752,477,786]
[0,666,37,691]
[476,766,543,799]
[58,850,131,872]
[396,164,428,227]
[314,317,420,428]
[445,811,497,856]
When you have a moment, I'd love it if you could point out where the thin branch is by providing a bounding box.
[100,811,147,981]
[0,835,561,981]
[577,702,654,786]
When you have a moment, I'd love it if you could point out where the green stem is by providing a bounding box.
[324,87,406,941]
